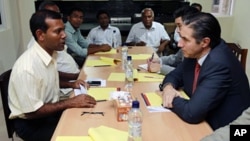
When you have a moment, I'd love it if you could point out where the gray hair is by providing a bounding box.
[141,8,154,17]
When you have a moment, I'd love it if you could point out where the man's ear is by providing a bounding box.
[36,29,45,42]
[201,37,210,48]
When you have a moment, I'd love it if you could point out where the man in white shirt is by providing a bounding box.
[27,1,80,97]
[87,10,122,48]
[125,8,170,56]
[9,10,96,141]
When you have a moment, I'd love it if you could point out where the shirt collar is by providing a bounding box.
[139,21,156,30]
[197,52,210,66]
[33,41,57,66]
[65,21,78,34]
[97,24,111,30]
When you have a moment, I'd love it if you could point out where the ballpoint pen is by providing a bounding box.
[93,65,111,67]
[150,53,154,61]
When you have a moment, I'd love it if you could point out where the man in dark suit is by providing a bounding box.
[161,12,250,130]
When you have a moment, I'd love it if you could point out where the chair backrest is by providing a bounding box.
[0,69,14,139]
[226,43,248,71]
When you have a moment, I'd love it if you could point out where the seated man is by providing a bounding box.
[147,6,200,75]
[27,1,80,97]
[87,10,122,48]
[161,12,250,130]
[65,7,111,67]
[125,8,170,56]
[8,10,96,141]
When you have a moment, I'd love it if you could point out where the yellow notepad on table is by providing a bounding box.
[88,87,116,100]
[85,56,121,67]
[107,69,138,81]
[107,71,164,82]
[88,126,128,141]
[56,136,93,141]
[130,54,152,60]
[94,49,117,54]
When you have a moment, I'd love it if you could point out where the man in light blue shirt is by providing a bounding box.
[65,7,111,67]
[87,10,122,48]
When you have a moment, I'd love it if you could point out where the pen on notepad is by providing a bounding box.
[150,53,154,61]
[93,65,111,67]
[144,76,162,79]
[96,99,107,102]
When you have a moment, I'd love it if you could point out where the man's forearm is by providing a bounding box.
[59,71,79,80]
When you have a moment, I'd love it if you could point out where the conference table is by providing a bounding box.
[51,46,213,141]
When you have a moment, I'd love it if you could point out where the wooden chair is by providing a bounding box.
[0,69,15,140]
[226,43,248,71]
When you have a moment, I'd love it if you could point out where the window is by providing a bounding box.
[0,0,5,28]
[211,0,234,16]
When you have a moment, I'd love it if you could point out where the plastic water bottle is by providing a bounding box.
[121,46,128,70]
[128,100,142,141]
[125,56,133,89]
[112,30,117,48]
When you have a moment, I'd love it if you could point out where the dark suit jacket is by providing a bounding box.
[162,40,250,130]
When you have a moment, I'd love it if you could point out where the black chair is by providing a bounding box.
[0,69,15,140]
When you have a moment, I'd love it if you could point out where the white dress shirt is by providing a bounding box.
[9,41,60,119]
[126,21,170,52]
[87,25,122,47]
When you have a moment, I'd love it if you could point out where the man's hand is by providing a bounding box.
[100,44,111,52]
[162,84,181,108]
[136,41,146,46]
[69,94,96,108]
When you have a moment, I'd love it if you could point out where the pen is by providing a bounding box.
[93,65,111,67]
[144,76,162,79]
[150,53,154,61]
[96,99,107,102]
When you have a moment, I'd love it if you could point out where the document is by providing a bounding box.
[141,92,170,113]
[138,63,148,70]
[74,85,88,96]
[88,87,116,101]
[107,72,164,82]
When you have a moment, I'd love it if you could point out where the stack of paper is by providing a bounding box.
[107,72,164,82]
[94,49,117,54]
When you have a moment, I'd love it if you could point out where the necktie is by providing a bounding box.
[192,62,201,94]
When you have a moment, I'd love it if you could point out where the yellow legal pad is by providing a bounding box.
[85,56,121,67]
[88,87,116,100]
[130,54,152,60]
[88,125,128,141]
[142,91,190,107]
[94,49,117,54]
[56,136,92,141]
[108,72,164,82]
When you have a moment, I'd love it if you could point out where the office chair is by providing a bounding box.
[226,43,248,71]
[0,69,15,140]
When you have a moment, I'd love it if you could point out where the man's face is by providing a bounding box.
[98,13,110,29]
[142,10,154,29]
[175,17,183,33]
[68,11,84,29]
[42,18,66,52]
[178,25,203,59]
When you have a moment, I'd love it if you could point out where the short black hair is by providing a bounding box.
[191,3,202,11]
[183,12,221,49]
[30,10,62,41]
[173,6,199,19]
[38,1,57,10]
[68,7,84,16]
[96,10,110,19]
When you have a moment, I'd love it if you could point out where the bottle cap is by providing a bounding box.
[127,56,132,61]
[132,100,139,108]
